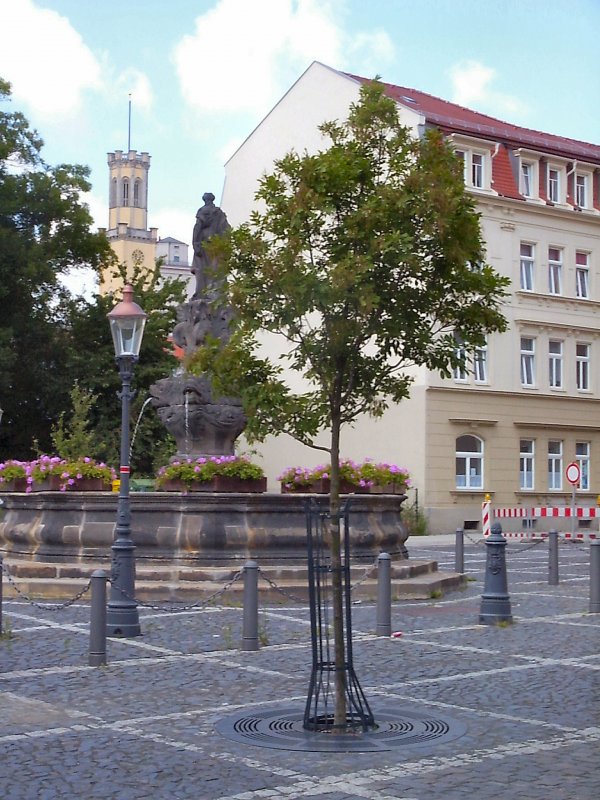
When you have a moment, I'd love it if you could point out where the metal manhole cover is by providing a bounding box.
[215,705,467,752]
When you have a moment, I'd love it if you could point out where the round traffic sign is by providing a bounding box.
[565,462,580,485]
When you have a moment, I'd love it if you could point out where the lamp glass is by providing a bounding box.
[109,315,146,358]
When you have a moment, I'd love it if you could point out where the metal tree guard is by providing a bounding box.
[303,499,375,733]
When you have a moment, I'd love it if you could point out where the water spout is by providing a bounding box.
[130,396,154,461]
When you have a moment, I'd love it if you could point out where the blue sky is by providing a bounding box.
[2,0,599,256]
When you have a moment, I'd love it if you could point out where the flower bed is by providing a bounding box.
[0,456,115,493]
[278,459,410,494]
[156,455,266,493]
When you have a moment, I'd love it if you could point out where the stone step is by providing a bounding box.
[3,558,438,583]
[2,558,464,604]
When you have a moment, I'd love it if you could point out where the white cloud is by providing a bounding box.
[449,60,528,119]
[173,0,394,118]
[1,0,103,116]
[115,69,154,113]
[1,1,153,121]
[153,207,193,249]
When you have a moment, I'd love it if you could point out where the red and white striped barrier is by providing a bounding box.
[482,500,491,537]
[494,506,600,519]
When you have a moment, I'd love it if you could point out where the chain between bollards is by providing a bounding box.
[548,530,559,586]
[242,560,259,651]
[89,570,108,666]
[455,527,464,573]
[376,553,392,637]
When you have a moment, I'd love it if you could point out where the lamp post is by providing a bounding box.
[106,285,147,637]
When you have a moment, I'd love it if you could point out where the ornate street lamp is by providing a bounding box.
[106,285,147,637]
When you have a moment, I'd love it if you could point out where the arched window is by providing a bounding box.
[455,435,483,489]
[122,178,129,207]
[133,179,141,207]
[110,178,117,207]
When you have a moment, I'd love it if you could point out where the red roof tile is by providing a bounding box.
[345,72,600,164]
[491,145,521,200]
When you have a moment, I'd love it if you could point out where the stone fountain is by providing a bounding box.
[149,192,247,459]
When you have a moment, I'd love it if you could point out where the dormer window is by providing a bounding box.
[514,149,542,202]
[575,172,589,209]
[472,153,484,188]
[449,135,494,194]
[548,168,560,203]
[521,162,532,196]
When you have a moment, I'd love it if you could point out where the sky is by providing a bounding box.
[2,0,600,279]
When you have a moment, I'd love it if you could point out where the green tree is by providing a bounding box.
[51,381,100,460]
[0,78,113,458]
[190,81,509,725]
[63,259,186,475]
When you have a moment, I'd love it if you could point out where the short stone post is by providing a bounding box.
[0,554,3,636]
[455,527,464,573]
[242,560,259,651]
[548,530,559,586]
[478,522,512,625]
[89,570,108,666]
[590,541,600,613]
[376,553,392,637]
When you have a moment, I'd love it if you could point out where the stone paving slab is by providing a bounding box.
[1,539,599,799]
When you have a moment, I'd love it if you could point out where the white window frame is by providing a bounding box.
[548,247,563,295]
[453,334,468,382]
[520,243,535,291]
[473,342,488,383]
[520,439,535,490]
[576,252,590,299]
[575,173,588,208]
[576,442,590,491]
[520,337,535,387]
[576,342,591,391]
[548,167,560,203]
[471,152,484,188]
[548,340,563,389]
[456,435,484,490]
[520,162,533,196]
[548,440,563,491]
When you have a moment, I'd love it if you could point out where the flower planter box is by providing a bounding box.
[0,478,29,492]
[370,482,407,495]
[281,478,370,494]
[32,477,110,492]
[160,476,267,493]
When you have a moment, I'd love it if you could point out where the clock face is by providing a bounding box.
[132,249,144,266]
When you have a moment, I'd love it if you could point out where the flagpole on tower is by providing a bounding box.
[127,93,132,151]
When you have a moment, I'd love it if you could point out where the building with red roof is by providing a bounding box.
[223,62,600,533]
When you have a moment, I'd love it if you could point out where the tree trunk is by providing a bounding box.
[329,409,347,727]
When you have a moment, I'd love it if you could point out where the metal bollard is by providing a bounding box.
[548,530,559,586]
[0,554,3,636]
[590,541,600,613]
[376,553,392,637]
[89,570,108,666]
[242,560,259,651]
[478,522,512,625]
[455,527,464,573]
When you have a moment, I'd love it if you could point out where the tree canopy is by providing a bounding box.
[0,79,185,469]
[191,81,509,457]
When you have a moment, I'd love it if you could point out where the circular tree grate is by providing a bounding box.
[216,705,467,753]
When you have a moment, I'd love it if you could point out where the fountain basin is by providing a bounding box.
[0,491,408,565]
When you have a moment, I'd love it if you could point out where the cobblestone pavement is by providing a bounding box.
[1,538,598,799]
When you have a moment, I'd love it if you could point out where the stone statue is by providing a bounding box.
[191,192,230,299]
[150,192,246,460]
